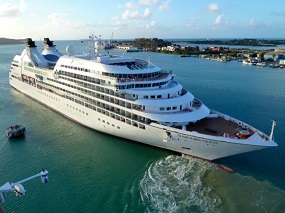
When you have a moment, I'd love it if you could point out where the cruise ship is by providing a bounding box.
[9,36,278,160]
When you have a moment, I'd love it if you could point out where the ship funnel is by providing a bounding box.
[24,38,49,68]
[42,38,62,57]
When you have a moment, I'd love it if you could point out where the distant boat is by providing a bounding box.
[6,125,25,138]
[242,59,252,65]
[271,64,279,68]
[180,54,191,57]
[251,59,258,65]
[126,47,139,52]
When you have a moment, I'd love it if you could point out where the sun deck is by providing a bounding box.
[181,116,259,140]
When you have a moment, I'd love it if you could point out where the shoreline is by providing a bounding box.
[172,38,285,47]
[0,38,23,45]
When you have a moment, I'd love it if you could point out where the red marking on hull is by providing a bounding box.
[214,164,234,173]
[182,154,234,173]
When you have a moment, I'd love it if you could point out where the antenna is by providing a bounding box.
[88,35,95,59]
[269,120,277,141]
[110,32,113,48]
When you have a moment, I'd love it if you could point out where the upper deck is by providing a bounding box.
[180,111,270,142]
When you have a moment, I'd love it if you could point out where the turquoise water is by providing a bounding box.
[1,42,285,213]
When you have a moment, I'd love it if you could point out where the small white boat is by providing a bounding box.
[5,125,25,138]
[126,47,139,52]
[242,59,251,65]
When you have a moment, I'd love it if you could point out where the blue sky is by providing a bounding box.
[1,0,285,40]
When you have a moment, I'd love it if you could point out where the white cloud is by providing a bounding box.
[185,18,199,28]
[29,12,37,17]
[126,0,138,9]
[111,21,128,31]
[65,20,86,29]
[119,0,159,8]
[143,8,152,18]
[122,10,140,20]
[47,13,64,25]
[214,14,224,25]
[118,0,167,11]
[139,0,158,6]
[112,16,119,21]
[248,19,259,28]
[0,0,26,17]
[19,0,26,12]
[144,21,158,29]
[41,12,86,31]
[158,0,170,11]
[122,8,152,20]
[205,3,220,13]
[118,0,138,9]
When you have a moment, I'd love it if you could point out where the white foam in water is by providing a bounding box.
[140,155,285,213]
[139,155,220,213]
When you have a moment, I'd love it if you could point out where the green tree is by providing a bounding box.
[272,53,276,61]
[249,53,257,58]
[259,52,266,60]
[131,38,170,50]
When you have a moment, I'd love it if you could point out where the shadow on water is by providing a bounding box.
[214,148,285,192]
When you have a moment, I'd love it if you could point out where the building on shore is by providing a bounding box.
[264,52,285,61]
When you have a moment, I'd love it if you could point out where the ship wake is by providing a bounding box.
[139,155,220,213]
[139,155,285,213]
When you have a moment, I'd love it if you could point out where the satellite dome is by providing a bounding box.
[66,45,75,56]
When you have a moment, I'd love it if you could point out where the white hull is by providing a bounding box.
[9,78,275,160]
[8,37,277,160]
